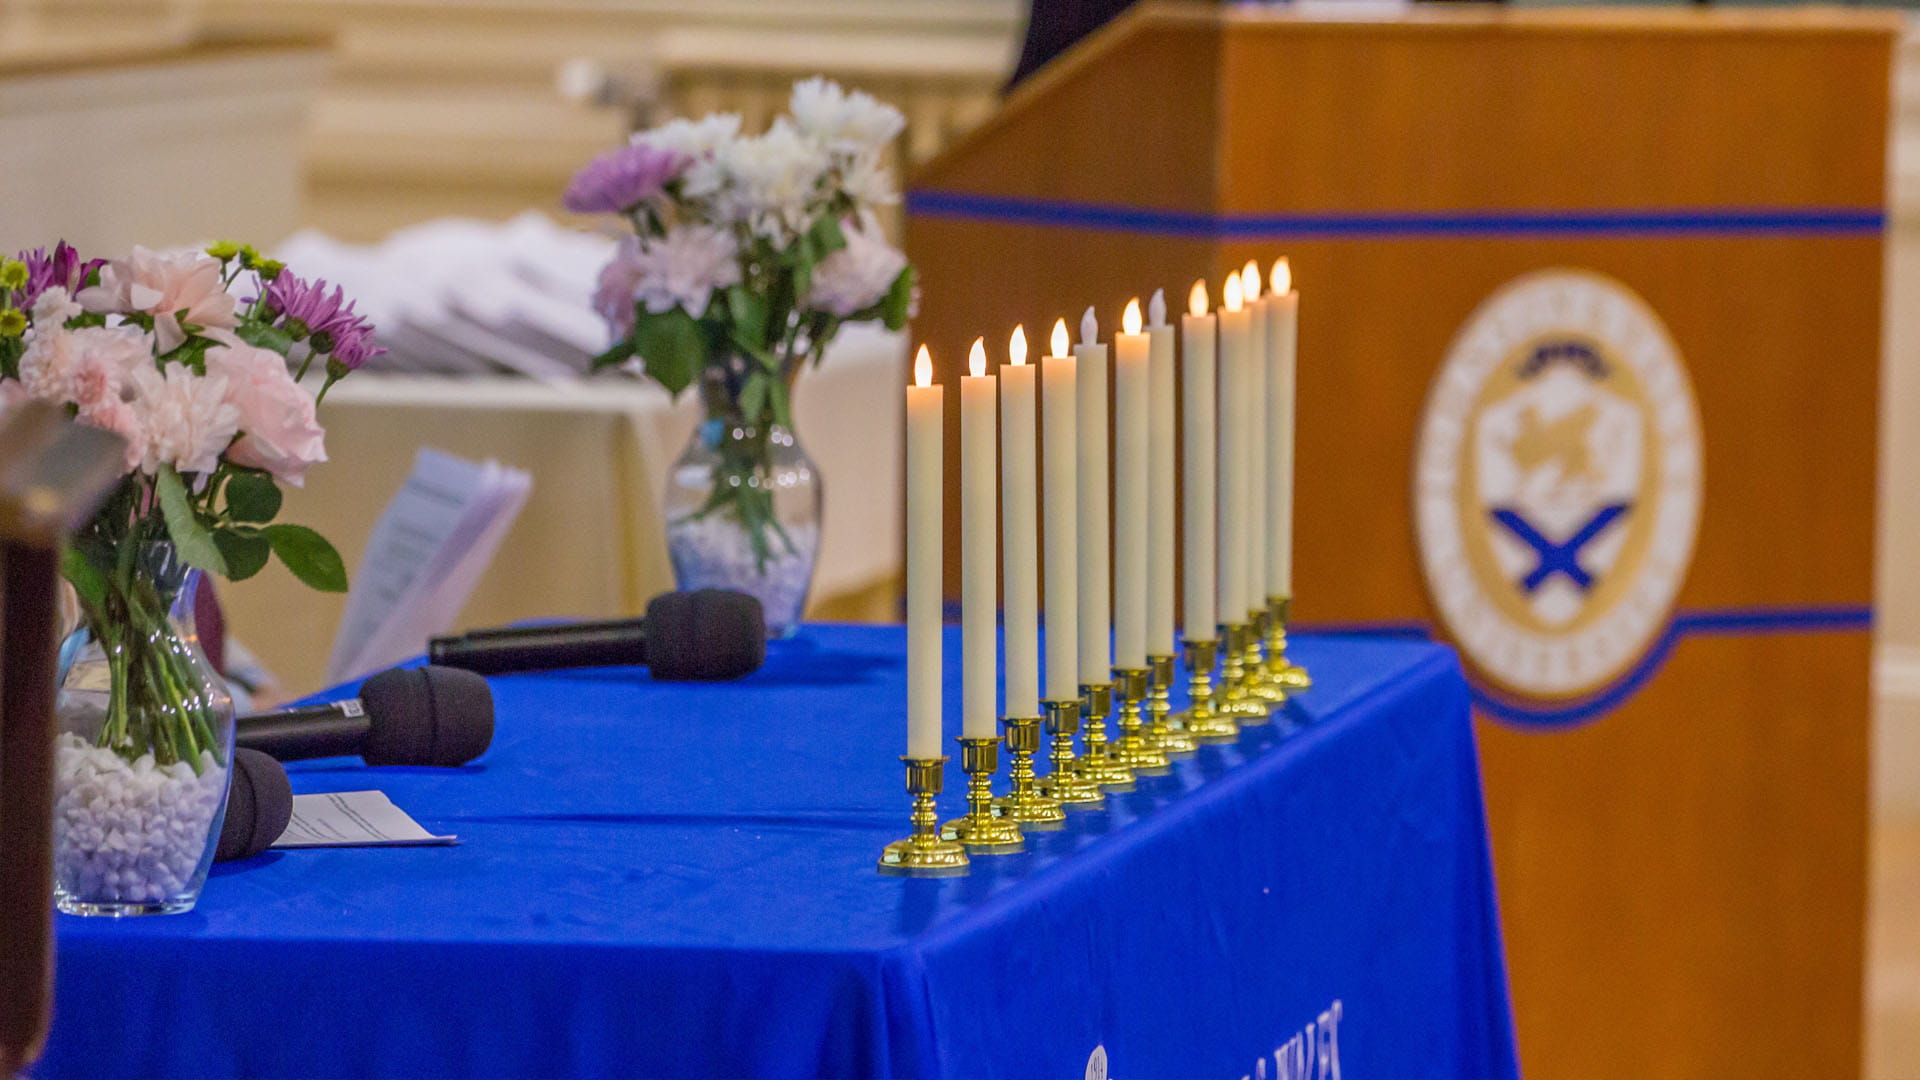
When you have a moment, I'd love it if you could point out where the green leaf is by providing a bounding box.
[739,372,769,422]
[767,378,793,430]
[631,308,706,396]
[263,524,347,592]
[212,529,271,582]
[224,471,281,523]
[880,266,915,332]
[60,544,109,613]
[234,322,297,356]
[156,466,229,578]
[589,338,636,371]
[727,285,768,350]
[809,214,847,256]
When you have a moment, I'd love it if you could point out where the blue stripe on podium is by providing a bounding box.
[906,190,1886,240]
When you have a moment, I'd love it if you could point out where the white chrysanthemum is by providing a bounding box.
[839,149,898,208]
[634,113,742,161]
[807,212,907,318]
[127,364,239,477]
[709,120,831,241]
[789,77,904,155]
[31,285,81,327]
[632,224,743,316]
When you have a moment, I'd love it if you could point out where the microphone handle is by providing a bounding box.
[236,700,374,762]
[428,621,649,674]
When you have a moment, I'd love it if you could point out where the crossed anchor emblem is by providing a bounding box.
[1489,503,1632,594]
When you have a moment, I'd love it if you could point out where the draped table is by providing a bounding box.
[38,626,1516,1080]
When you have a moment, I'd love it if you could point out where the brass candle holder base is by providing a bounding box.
[1144,653,1198,757]
[1110,667,1171,774]
[1267,596,1313,692]
[1241,608,1287,704]
[993,715,1066,830]
[1216,623,1273,722]
[1172,637,1239,743]
[1075,681,1136,791]
[940,737,1024,852]
[1038,698,1105,807]
[877,757,970,877]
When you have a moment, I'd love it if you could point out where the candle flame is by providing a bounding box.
[1050,318,1070,358]
[914,344,932,387]
[1122,297,1142,336]
[1241,261,1261,300]
[1188,280,1208,318]
[1149,288,1167,327]
[1223,273,1244,313]
[1270,256,1291,295]
[968,337,986,378]
[1079,307,1098,347]
[1009,324,1028,366]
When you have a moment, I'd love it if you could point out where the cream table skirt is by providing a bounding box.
[221,328,906,695]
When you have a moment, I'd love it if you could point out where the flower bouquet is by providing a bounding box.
[0,241,378,914]
[569,77,916,636]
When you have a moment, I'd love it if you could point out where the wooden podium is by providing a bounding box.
[906,5,1894,1076]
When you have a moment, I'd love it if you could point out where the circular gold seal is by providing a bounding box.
[1415,269,1702,705]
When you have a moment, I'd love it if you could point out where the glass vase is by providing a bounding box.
[664,411,823,639]
[53,542,235,916]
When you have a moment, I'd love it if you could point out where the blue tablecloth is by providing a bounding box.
[38,626,1515,1080]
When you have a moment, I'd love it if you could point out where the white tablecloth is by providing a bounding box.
[221,327,906,694]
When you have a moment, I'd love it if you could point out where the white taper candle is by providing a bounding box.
[906,345,944,758]
[1041,320,1080,703]
[1268,259,1298,598]
[1074,307,1110,685]
[1147,290,1177,657]
[1113,298,1150,670]
[1241,261,1268,620]
[1180,282,1217,641]
[1000,326,1040,719]
[1217,276,1250,632]
[960,338,997,740]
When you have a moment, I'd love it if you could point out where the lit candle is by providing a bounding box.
[1147,289,1177,658]
[906,344,944,759]
[1113,298,1149,671]
[1268,258,1298,600]
[1041,320,1080,703]
[1180,281,1217,641]
[961,338,997,741]
[1000,326,1040,720]
[1074,307,1110,686]
[1217,274,1249,633]
[1241,260,1268,621]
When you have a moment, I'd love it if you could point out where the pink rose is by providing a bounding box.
[204,336,327,486]
[77,247,239,353]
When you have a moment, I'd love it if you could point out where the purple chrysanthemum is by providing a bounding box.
[563,143,688,214]
[260,272,385,370]
[16,242,103,308]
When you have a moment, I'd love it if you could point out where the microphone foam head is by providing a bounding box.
[645,589,766,681]
[216,748,292,862]
[360,665,495,767]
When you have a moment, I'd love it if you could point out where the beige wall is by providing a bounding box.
[1881,26,1920,817]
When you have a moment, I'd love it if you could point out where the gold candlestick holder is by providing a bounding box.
[877,757,970,877]
[940,737,1025,852]
[1145,653,1198,757]
[1075,681,1136,791]
[1242,607,1286,704]
[1266,596,1313,692]
[1173,637,1239,743]
[1110,667,1171,774]
[1039,698,1105,807]
[1216,623,1271,722]
[994,715,1066,829]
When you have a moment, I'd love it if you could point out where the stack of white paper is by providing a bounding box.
[325,448,533,685]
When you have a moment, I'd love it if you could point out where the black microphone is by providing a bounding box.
[427,589,765,680]
[236,666,494,767]
[214,748,292,862]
